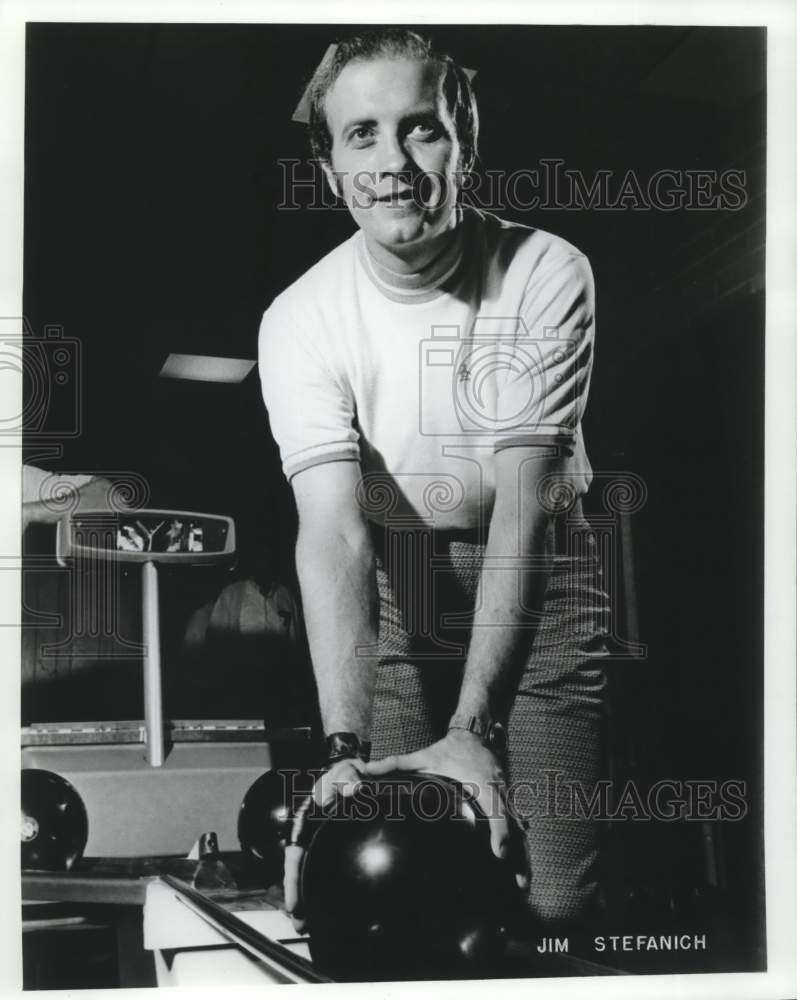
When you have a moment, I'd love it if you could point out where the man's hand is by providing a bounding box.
[362,731,530,891]
[22,475,117,530]
[283,756,369,931]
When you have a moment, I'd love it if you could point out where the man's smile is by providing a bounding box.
[374,188,414,203]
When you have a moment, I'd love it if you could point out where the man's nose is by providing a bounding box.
[376,133,414,178]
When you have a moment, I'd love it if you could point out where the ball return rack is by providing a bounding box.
[21,508,306,857]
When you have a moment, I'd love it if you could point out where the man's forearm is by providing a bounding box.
[296,522,379,740]
[455,488,553,726]
[22,477,116,531]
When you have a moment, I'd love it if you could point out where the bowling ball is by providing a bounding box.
[238,768,316,881]
[21,769,89,872]
[300,772,524,981]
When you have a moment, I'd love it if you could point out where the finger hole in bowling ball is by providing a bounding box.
[301,772,523,981]
[21,769,89,872]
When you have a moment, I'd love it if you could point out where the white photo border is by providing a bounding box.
[1,2,794,999]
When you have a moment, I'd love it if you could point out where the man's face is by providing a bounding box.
[323,56,462,254]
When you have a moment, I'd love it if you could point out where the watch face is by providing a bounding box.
[326,733,359,761]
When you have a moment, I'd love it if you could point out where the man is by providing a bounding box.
[259,28,609,935]
[180,552,315,725]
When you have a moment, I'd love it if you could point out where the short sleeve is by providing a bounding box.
[258,297,360,481]
[494,252,595,454]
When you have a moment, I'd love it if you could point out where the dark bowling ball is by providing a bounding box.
[301,772,524,982]
[21,769,89,872]
[238,768,316,881]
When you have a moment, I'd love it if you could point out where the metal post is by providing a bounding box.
[142,560,165,767]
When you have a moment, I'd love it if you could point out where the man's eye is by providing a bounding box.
[408,121,443,141]
[350,126,375,143]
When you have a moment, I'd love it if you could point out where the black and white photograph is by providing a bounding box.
[3,1,796,996]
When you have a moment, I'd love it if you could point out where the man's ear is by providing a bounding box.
[320,160,342,199]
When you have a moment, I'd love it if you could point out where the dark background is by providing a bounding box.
[22,23,765,974]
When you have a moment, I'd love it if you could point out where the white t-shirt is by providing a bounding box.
[259,207,595,530]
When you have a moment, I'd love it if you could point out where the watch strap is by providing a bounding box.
[448,715,508,754]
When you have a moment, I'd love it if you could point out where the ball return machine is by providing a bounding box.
[21,508,286,857]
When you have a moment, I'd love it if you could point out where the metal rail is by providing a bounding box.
[160,875,331,984]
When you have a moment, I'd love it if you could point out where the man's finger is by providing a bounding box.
[314,760,368,805]
[476,782,530,883]
[283,844,304,915]
[476,783,526,875]
[362,752,423,775]
[340,778,363,798]
[487,814,510,861]
[473,781,508,858]
[315,771,350,806]
[504,803,531,889]
[313,773,335,806]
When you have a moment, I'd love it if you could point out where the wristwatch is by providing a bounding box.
[448,715,508,755]
[325,731,372,765]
